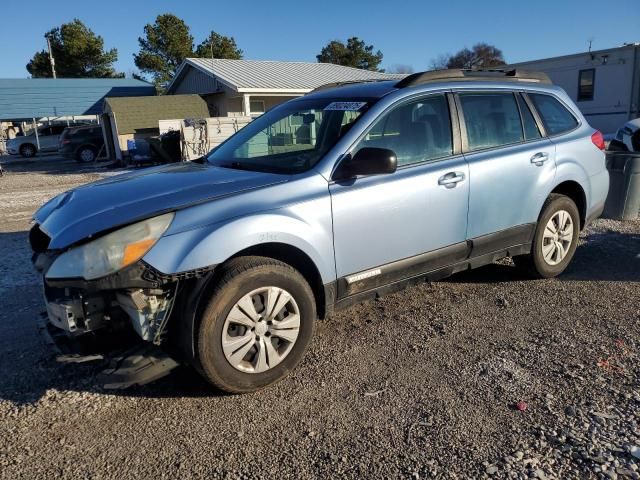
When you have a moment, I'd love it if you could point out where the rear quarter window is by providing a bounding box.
[529,93,578,136]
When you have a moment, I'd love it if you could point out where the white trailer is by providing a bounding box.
[509,43,640,134]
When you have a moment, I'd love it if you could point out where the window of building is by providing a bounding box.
[578,69,595,101]
[249,100,266,115]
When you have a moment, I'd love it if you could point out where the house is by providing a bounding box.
[102,94,210,160]
[509,43,640,134]
[166,58,404,117]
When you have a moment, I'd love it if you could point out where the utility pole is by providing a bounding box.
[46,34,57,78]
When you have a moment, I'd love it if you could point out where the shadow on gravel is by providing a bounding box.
[0,229,223,406]
[1,228,638,405]
[449,229,640,284]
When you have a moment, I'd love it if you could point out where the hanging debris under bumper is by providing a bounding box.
[33,253,215,388]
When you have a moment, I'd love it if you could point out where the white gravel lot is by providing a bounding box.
[0,155,639,479]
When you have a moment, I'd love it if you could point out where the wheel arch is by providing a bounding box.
[171,242,330,365]
[550,180,587,229]
[144,213,336,319]
[228,242,328,320]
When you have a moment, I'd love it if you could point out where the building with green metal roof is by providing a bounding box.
[103,94,209,135]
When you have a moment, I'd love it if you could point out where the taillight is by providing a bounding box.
[60,139,71,145]
[591,130,605,151]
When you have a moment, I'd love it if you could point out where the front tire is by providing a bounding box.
[196,256,316,393]
[514,194,580,278]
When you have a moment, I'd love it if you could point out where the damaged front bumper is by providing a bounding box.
[39,257,179,344]
[33,250,187,388]
[30,219,217,387]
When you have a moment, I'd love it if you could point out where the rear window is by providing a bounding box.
[459,92,523,151]
[529,93,578,136]
[69,127,96,137]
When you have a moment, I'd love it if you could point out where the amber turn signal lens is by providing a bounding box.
[122,238,155,267]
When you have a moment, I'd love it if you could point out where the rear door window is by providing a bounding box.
[458,92,523,151]
[528,93,578,135]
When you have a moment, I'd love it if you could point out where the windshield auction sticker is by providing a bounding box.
[324,102,367,111]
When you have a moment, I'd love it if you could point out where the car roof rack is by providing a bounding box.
[395,69,552,88]
[310,78,393,93]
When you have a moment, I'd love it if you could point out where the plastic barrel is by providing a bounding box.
[603,152,640,220]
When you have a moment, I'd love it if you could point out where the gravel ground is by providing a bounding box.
[0,156,639,479]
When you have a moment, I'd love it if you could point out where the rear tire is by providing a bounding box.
[76,146,97,163]
[20,144,36,158]
[196,256,316,393]
[514,194,580,278]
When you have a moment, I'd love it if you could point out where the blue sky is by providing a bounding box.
[1,0,639,78]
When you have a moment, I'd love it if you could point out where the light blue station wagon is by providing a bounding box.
[31,69,609,392]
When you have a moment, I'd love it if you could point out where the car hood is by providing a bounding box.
[35,162,288,249]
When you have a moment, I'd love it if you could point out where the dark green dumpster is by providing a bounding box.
[603,152,640,220]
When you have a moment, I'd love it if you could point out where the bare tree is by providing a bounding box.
[429,54,451,71]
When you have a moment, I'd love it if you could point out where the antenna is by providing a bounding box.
[588,37,594,52]
[46,34,57,78]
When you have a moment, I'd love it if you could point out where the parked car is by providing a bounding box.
[59,125,104,163]
[6,125,66,157]
[30,69,609,393]
[613,117,640,152]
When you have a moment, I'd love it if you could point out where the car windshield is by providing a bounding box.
[207,98,374,174]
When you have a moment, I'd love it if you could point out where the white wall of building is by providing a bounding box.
[511,45,640,134]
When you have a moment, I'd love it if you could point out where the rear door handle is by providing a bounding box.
[530,152,549,166]
[438,171,466,188]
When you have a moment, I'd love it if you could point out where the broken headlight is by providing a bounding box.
[46,213,174,280]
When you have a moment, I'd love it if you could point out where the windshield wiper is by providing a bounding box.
[217,161,256,171]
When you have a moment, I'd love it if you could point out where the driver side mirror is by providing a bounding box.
[332,147,397,181]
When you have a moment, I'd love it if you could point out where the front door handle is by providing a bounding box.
[530,152,550,166]
[438,171,466,189]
